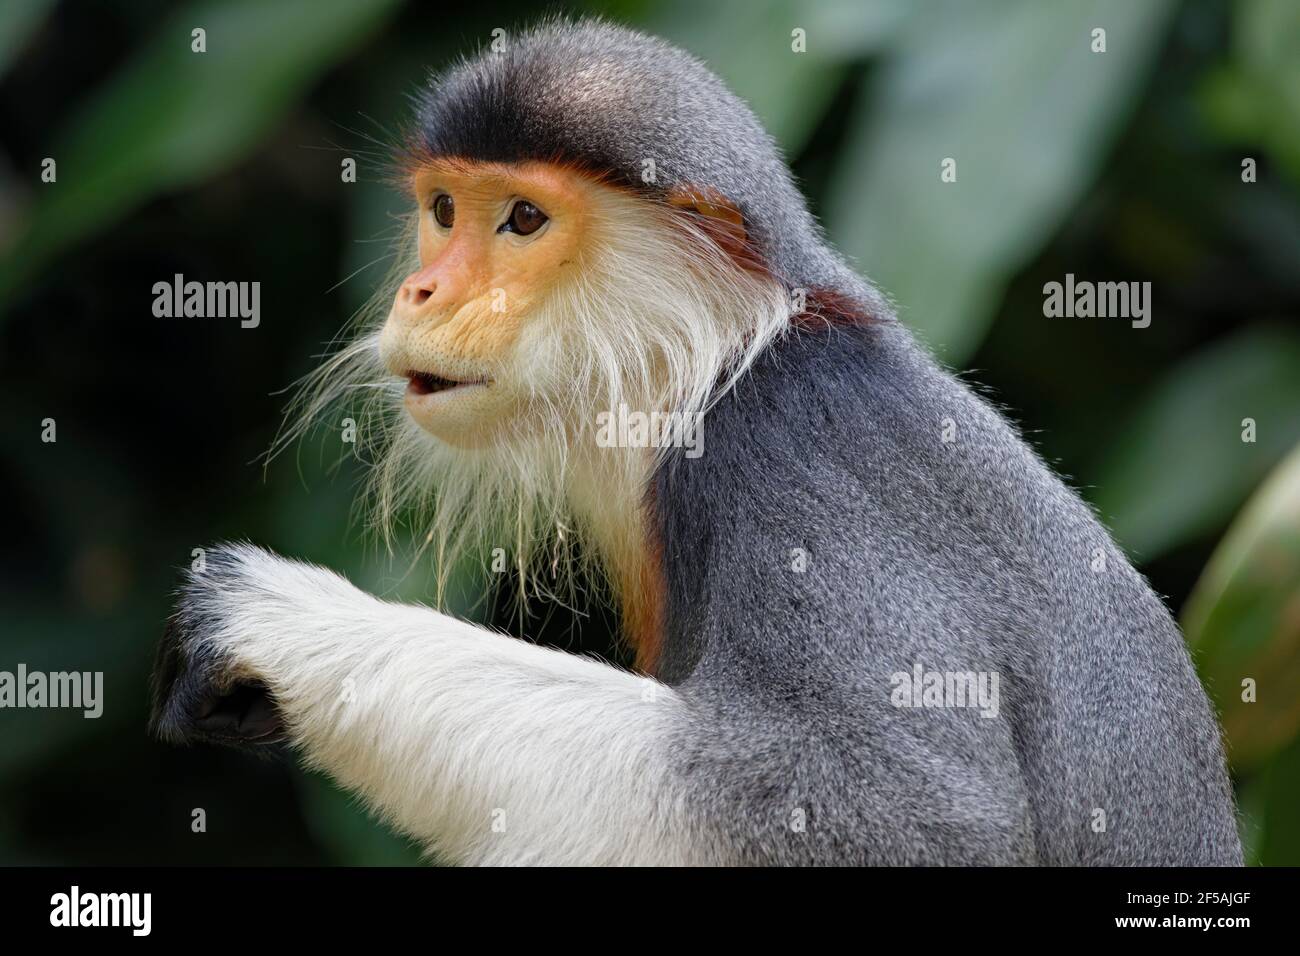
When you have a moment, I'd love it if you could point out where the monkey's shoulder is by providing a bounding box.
[652,321,1139,674]
[658,320,989,516]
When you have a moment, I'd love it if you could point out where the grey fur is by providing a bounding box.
[416,19,1240,865]
[152,18,1241,866]
[656,323,1241,864]
[414,16,884,315]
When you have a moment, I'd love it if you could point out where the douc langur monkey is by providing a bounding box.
[152,19,1241,866]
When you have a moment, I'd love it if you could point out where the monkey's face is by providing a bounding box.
[379,160,596,447]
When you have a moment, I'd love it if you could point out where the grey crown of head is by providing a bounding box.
[412,18,879,311]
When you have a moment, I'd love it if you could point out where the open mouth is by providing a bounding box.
[406,370,488,396]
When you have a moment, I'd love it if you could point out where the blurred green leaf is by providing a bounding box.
[0,0,401,307]
[1090,325,1300,560]
[1183,440,1300,771]
[1256,735,1300,865]
[649,0,912,155]
[827,0,1175,361]
[0,0,55,76]
[1200,0,1300,184]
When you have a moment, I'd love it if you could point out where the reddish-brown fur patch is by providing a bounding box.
[791,288,878,329]
[623,551,667,676]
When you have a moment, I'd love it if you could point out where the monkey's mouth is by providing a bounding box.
[406,370,489,396]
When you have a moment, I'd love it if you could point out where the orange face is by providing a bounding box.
[379,160,598,447]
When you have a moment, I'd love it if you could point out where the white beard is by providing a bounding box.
[273,187,792,609]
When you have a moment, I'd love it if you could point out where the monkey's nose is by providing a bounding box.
[391,272,444,329]
[399,276,435,306]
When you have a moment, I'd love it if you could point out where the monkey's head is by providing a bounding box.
[288,18,884,601]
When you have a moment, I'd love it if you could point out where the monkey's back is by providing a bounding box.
[653,319,1241,865]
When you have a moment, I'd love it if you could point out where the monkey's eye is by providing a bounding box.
[432,193,455,229]
[500,200,548,236]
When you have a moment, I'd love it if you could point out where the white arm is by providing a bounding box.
[178,544,712,865]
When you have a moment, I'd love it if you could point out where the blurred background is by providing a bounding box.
[0,0,1297,865]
